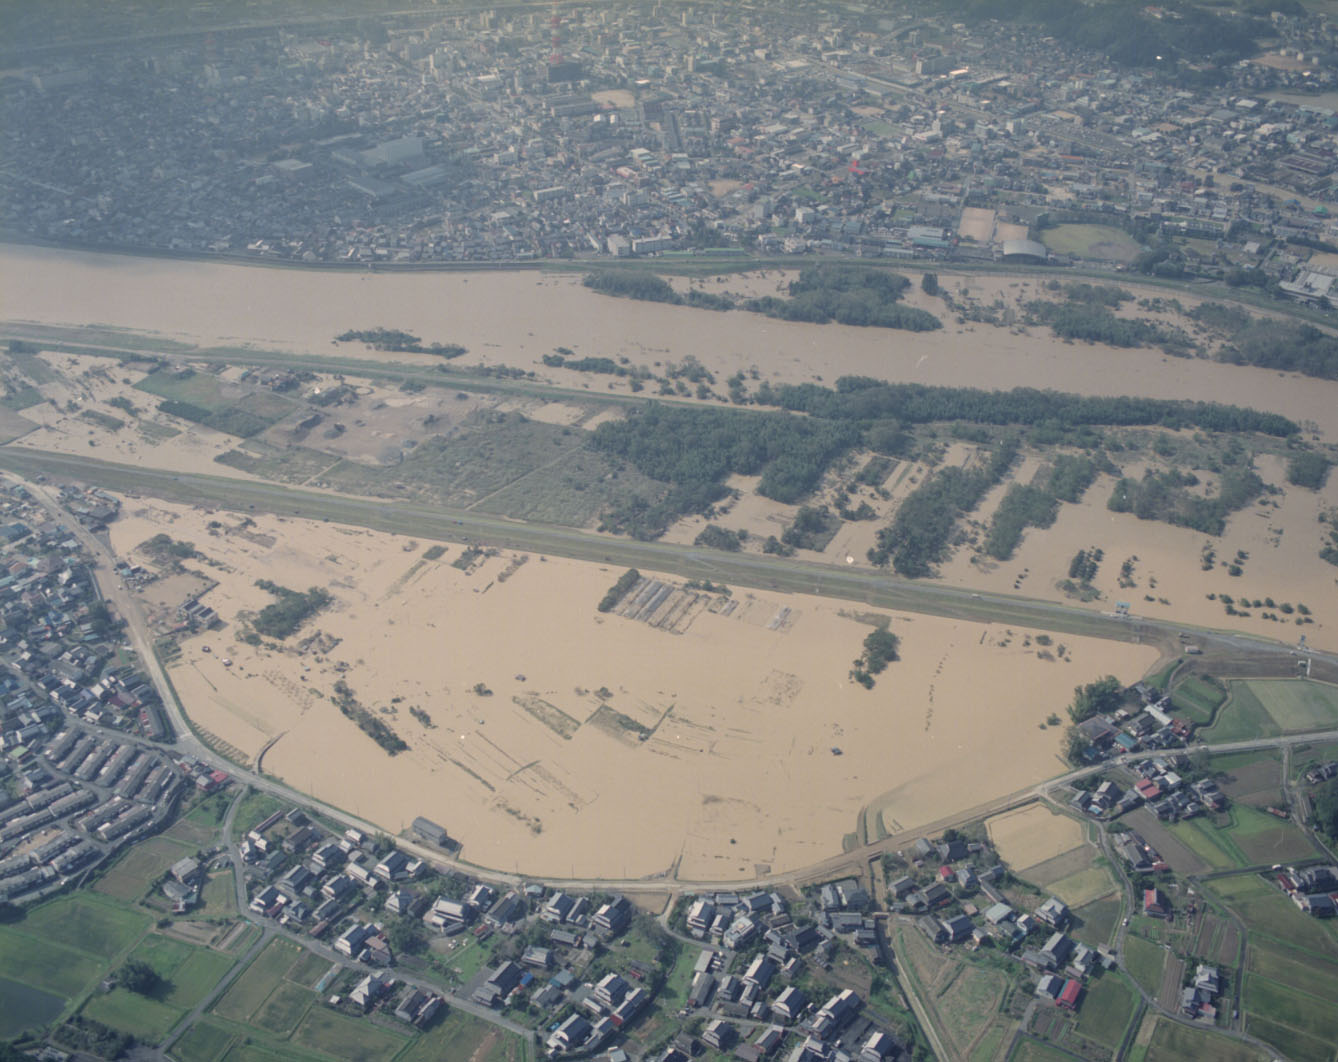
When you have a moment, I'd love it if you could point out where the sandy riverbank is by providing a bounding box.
[108,500,1156,881]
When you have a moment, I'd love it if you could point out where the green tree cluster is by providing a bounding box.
[334,327,465,358]
[1286,451,1331,490]
[1222,320,1338,380]
[1068,676,1124,724]
[745,264,941,331]
[1107,467,1264,535]
[694,524,743,551]
[252,581,332,639]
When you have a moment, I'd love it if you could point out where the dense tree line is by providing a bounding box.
[869,437,1020,575]
[590,404,860,538]
[767,377,1296,438]
[332,679,408,755]
[984,485,1059,560]
[768,377,1297,437]
[1221,320,1338,381]
[583,272,683,304]
[584,265,940,330]
[598,569,641,612]
[1107,466,1264,535]
[782,505,840,551]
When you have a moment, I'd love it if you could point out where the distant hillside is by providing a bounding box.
[921,0,1286,68]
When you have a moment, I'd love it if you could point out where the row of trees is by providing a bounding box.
[983,454,1099,560]
[868,437,1020,575]
[766,377,1298,438]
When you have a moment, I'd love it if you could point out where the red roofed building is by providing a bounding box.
[939,866,955,882]
[1057,980,1082,1010]
[1144,888,1169,917]
[1135,779,1161,800]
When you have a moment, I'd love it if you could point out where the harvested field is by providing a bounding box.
[986,803,1084,872]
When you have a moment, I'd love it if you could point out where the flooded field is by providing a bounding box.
[109,500,1155,882]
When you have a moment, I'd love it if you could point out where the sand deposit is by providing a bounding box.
[109,500,1154,881]
[5,245,1338,441]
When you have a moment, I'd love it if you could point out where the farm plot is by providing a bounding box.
[212,939,306,1022]
[987,803,1085,873]
[1122,936,1166,997]
[81,988,184,1043]
[1207,873,1338,958]
[1244,974,1338,1061]
[1144,1018,1269,1062]
[95,835,199,901]
[21,894,149,960]
[137,368,296,438]
[1204,684,1281,743]
[1244,679,1338,732]
[290,1005,410,1061]
[1074,972,1138,1049]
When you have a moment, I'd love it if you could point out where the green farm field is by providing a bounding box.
[250,981,315,1038]
[212,939,306,1022]
[398,1011,529,1062]
[1245,679,1338,731]
[1123,936,1165,997]
[1207,873,1338,958]
[1167,805,1315,870]
[1072,895,1122,948]
[1169,674,1226,723]
[1143,1018,1268,1062]
[20,893,150,959]
[169,1018,236,1062]
[1244,975,1338,1061]
[936,963,1007,1057]
[81,987,184,1043]
[0,929,105,998]
[1204,684,1280,742]
[95,835,198,902]
[290,1005,410,1061]
[1074,972,1138,1049]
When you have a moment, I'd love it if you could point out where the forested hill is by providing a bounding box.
[917,0,1277,68]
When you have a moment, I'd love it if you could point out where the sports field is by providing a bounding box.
[1039,223,1143,263]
